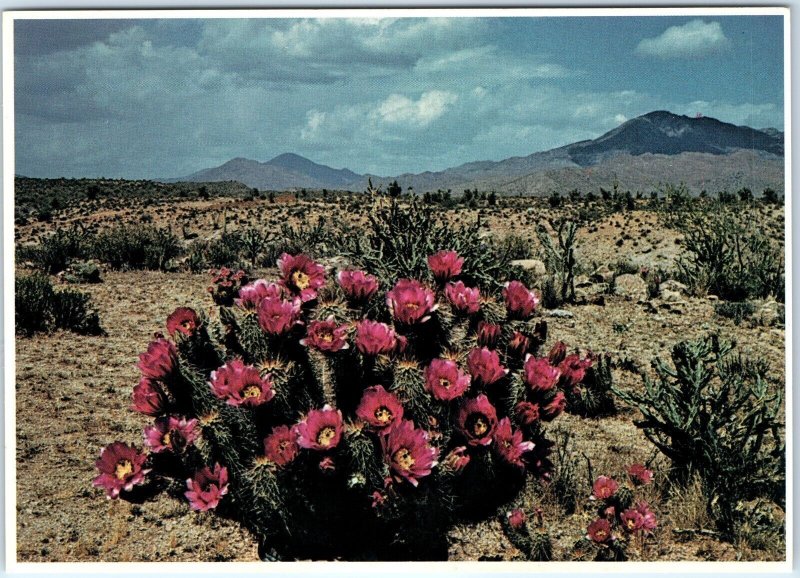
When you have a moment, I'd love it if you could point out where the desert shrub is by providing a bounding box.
[497,233,533,261]
[206,233,244,269]
[92,225,183,271]
[613,336,784,538]
[675,213,784,302]
[535,220,578,305]
[263,218,338,265]
[550,429,581,515]
[240,228,267,269]
[63,261,102,284]
[714,301,756,326]
[17,226,88,274]
[185,243,208,273]
[15,273,103,336]
[92,233,597,560]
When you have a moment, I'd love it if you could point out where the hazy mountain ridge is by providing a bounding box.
[168,111,784,194]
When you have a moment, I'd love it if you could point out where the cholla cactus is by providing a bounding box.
[94,237,596,559]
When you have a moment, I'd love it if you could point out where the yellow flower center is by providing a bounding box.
[291,270,311,290]
[278,440,290,452]
[393,448,415,471]
[115,459,133,480]
[317,426,337,447]
[320,331,334,343]
[162,432,172,446]
[243,385,261,399]
[439,378,451,390]
[595,529,607,540]
[625,519,636,529]
[472,417,489,436]
[181,320,194,331]
[374,407,393,424]
[405,302,419,310]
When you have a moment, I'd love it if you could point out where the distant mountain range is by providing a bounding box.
[167,111,784,194]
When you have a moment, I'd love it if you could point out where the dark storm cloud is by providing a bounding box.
[14,19,134,55]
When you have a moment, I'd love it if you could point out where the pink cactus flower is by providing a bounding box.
[587,518,613,544]
[627,463,654,486]
[442,446,471,472]
[592,475,619,500]
[93,441,150,499]
[236,279,283,309]
[507,508,527,530]
[548,341,568,365]
[559,353,593,387]
[337,270,379,302]
[604,505,617,520]
[300,317,349,352]
[263,425,300,467]
[381,419,439,487]
[523,355,561,393]
[130,378,167,416]
[457,394,498,446]
[503,280,539,319]
[143,416,199,453]
[427,250,464,282]
[508,331,532,357]
[541,391,567,421]
[467,347,508,386]
[445,281,481,315]
[424,358,471,401]
[355,319,399,356]
[356,385,404,432]
[621,509,645,533]
[257,296,303,336]
[476,321,502,349]
[277,253,326,302]
[294,405,344,451]
[166,307,200,337]
[209,359,275,407]
[514,401,541,425]
[494,417,535,468]
[319,456,336,473]
[137,338,177,380]
[636,501,658,532]
[386,279,437,325]
[185,463,229,512]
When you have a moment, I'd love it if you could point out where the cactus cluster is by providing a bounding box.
[93,214,598,559]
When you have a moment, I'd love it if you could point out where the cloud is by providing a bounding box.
[636,20,731,59]
[375,91,458,127]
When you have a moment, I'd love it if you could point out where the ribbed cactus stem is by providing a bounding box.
[320,353,336,406]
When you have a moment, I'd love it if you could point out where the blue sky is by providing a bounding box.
[14,14,785,179]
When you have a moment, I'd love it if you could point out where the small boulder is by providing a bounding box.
[511,259,547,277]
[658,279,688,296]
[614,274,647,301]
[590,265,614,284]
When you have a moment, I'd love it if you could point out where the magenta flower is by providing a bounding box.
[424,358,471,401]
[457,394,498,446]
[130,378,167,416]
[507,508,527,530]
[166,307,200,337]
[508,331,532,357]
[541,391,567,421]
[300,317,349,352]
[514,401,541,425]
[503,280,539,319]
[236,279,283,309]
[386,279,437,325]
[381,419,439,487]
[592,475,619,500]
[559,353,593,387]
[476,321,502,349]
[257,296,302,336]
[636,501,658,532]
[467,347,507,386]
[277,253,326,302]
[263,425,300,467]
[137,338,177,380]
[294,405,344,451]
[355,319,399,356]
[144,416,199,453]
[209,359,275,407]
[445,281,481,315]
[93,441,150,499]
[427,250,464,283]
[587,518,613,544]
[337,270,379,302]
[185,463,229,512]
[548,341,568,365]
[621,509,644,533]
[523,355,561,393]
[627,463,654,486]
[494,418,535,468]
[442,446,471,472]
[356,385,404,432]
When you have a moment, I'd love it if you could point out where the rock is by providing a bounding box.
[756,300,785,327]
[547,309,574,319]
[660,289,683,303]
[590,265,614,284]
[511,259,547,277]
[613,274,648,301]
[574,275,592,288]
[659,279,688,295]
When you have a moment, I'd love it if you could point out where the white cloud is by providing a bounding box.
[375,91,458,127]
[636,20,731,59]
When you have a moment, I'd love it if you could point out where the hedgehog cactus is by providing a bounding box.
[95,245,596,560]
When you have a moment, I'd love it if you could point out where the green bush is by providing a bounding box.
[206,233,244,269]
[92,226,183,271]
[17,227,88,274]
[714,301,756,326]
[15,273,104,336]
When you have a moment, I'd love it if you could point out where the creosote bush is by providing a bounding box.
[92,209,599,560]
[15,273,104,336]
